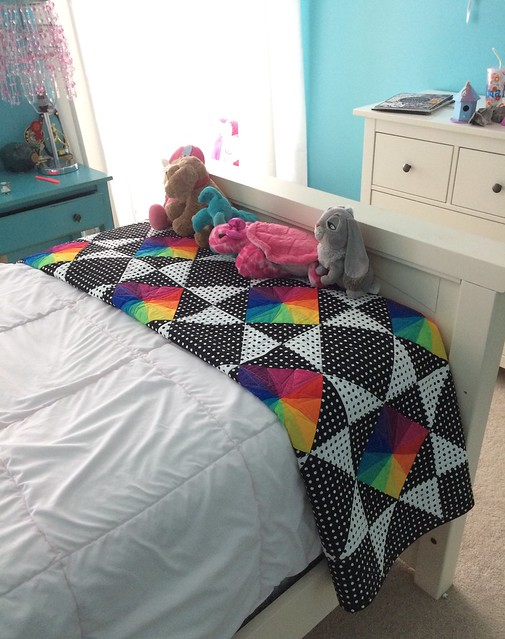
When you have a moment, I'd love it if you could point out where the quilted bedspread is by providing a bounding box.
[23,223,474,612]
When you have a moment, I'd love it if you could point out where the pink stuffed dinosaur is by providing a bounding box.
[209,217,320,281]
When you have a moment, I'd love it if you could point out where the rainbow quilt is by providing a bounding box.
[23,223,474,612]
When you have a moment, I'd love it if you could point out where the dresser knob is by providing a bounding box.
[402,163,412,173]
[73,213,82,222]
[492,183,502,193]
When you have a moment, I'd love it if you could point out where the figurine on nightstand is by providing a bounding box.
[451,81,480,123]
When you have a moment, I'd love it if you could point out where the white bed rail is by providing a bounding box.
[210,166,505,637]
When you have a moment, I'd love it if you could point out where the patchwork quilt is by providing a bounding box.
[23,223,474,612]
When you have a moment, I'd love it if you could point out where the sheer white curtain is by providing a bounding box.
[57,0,307,226]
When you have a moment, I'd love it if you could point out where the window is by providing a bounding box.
[58,0,306,225]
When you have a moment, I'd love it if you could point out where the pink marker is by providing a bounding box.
[36,175,60,184]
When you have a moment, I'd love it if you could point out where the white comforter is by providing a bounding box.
[0,264,321,639]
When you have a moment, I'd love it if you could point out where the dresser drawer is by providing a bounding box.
[371,190,505,242]
[452,148,505,219]
[0,192,107,254]
[372,133,453,202]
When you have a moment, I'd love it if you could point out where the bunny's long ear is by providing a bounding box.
[344,218,369,280]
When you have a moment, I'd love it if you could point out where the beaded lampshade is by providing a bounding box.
[0,0,78,174]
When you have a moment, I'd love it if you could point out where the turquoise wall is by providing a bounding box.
[302,0,505,200]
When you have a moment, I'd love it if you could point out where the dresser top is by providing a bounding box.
[0,165,111,214]
[354,94,505,141]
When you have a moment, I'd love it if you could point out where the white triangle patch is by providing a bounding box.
[369,503,396,573]
[79,248,127,260]
[218,363,239,375]
[94,237,142,249]
[431,432,468,476]
[189,285,246,305]
[400,477,443,519]
[285,325,323,370]
[200,253,236,265]
[340,482,369,559]
[386,338,418,401]
[417,367,450,428]
[325,307,389,335]
[159,260,193,286]
[177,306,242,325]
[240,325,280,362]
[297,453,310,469]
[326,375,383,424]
[158,322,172,339]
[311,427,355,476]
[119,257,157,281]
[324,289,370,307]
[88,284,113,299]
[54,262,71,280]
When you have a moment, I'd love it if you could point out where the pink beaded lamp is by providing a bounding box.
[0,0,78,174]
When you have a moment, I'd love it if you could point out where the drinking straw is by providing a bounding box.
[492,48,502,68]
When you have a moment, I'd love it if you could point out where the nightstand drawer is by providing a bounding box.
[372,133,453,202]
[452,148,505,219]
[0,192,107,254]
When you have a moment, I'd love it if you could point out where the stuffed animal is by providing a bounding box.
[0,142,39,172]
[148,145,221,248]
[192,186,257,237]
[209,217,319,280]
[309,206,378,298]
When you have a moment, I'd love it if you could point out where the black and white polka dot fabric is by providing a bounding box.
[26,223,474,612]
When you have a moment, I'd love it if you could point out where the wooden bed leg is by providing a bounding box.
[413,517,467,599]
[448,283,505,479]
[413,282,505,599]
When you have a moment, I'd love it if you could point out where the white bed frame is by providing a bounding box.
[206,165,505,639]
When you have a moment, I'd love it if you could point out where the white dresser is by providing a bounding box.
[354,95,505,366]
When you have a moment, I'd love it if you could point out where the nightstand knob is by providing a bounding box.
[492,183,502,194]
[73,213,82,222]
[402,163,412,173]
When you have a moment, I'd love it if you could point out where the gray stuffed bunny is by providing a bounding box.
[309,206,379,298]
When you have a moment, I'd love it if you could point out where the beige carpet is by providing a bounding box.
[305,369,505,639]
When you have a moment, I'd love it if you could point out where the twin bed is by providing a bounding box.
[1,164,504,639]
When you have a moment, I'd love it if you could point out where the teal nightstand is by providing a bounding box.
[0,166,114,262]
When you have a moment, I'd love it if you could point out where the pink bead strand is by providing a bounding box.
[0,1,76,106]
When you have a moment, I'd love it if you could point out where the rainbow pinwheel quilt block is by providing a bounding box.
[23,240,89,269]
[387,299,447,360]
[134,235,199,261]
[238,365,323,452]
[22,222,474,613]
[112,282,183,324]
[246,286,320,325]
[357,405,429,499]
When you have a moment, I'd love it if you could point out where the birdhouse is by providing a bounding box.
[451,81,480,123]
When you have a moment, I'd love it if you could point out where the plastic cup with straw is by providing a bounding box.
[486,48,504,106]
